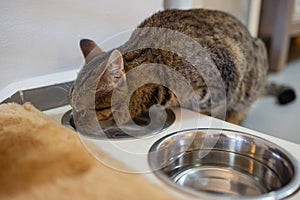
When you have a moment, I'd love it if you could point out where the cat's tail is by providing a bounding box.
[264,82,296,105]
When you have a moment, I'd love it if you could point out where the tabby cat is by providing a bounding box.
[69,9,291,133]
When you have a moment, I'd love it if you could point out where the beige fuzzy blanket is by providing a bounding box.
[0,103,176,200]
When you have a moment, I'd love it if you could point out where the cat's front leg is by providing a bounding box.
[225,111,247,125]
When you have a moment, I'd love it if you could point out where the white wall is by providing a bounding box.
[0,0,163,91]
[192,0,251,26]
[0,0,261,93]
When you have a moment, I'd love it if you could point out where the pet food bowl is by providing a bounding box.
[61,108,176,139]
[148,129,300,199]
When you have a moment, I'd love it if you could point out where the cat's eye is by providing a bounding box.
[96,106,111,111]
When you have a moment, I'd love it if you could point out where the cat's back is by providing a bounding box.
[137,9,251,43]
[126,9,268,113]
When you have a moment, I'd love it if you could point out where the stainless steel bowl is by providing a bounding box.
[148,129,300,199]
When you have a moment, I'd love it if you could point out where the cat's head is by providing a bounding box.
[69,39,126,128]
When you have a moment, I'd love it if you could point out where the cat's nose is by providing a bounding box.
[73,109,87,122]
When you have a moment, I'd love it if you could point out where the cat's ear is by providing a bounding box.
[79,39,103,63]
[105,49,125,85]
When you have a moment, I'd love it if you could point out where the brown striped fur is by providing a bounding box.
[70,9,268,126]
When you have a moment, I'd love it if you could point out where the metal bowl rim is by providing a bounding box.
[148,128,300,200]
[61,108,176,140]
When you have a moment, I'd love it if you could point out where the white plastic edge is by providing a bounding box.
[0,69,78,102]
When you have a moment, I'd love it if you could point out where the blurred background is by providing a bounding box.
[0,0,299,143]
